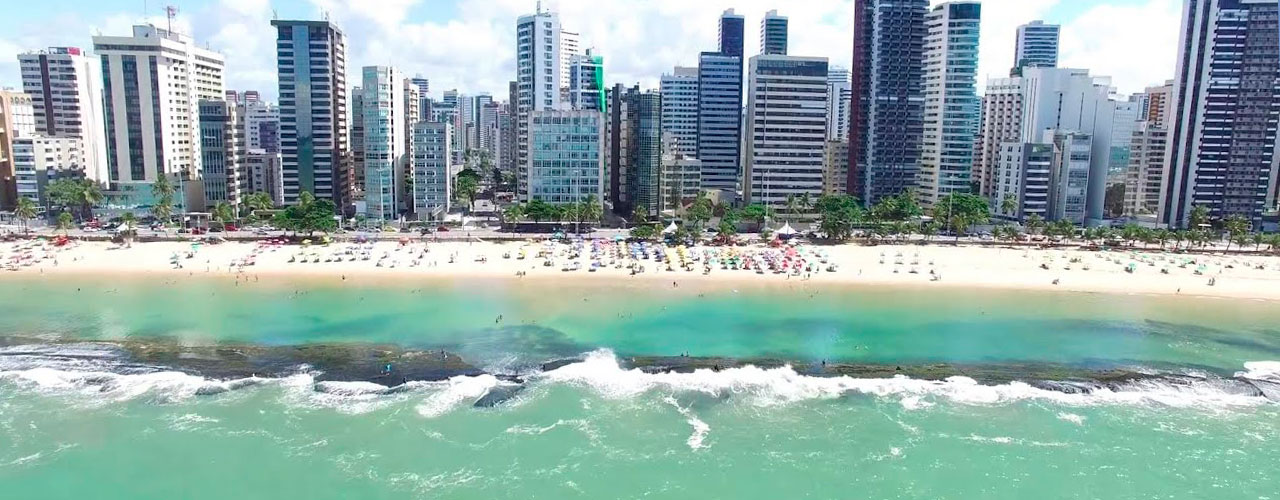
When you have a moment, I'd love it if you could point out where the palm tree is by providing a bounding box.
[631,205,648,227]
[785,194,800,225]
[1223,214,1250,251]
[1000,194,1018,217]
[245,192,274,213]
[14,197,37,235]
[212,202,235,229]
[1026,214,1045,236]
[56,212,74,236]
[120,212,138,247]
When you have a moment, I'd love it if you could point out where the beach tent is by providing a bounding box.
[662,223,679,235]
[777,224,798,236]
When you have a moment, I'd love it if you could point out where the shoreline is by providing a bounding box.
[4,239,1280,302]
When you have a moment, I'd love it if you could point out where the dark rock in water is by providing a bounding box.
[1245,379,1280,402]
[541,358,582,372]
[194,385,230,396]
[474,384,525,408]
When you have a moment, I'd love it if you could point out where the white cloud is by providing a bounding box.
[0,0,1186,102]
[1060,0,1181,94]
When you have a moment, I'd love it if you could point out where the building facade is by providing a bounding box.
[607,86,662,216]
[696,10,745,192]
[568,50,605,112]
[17,47,109,184]
[659,66,699,158]
[273,20,350,212]
[761,10,789,56]
[660,134,702,213]
[826,66,851,142]
[361,66,407,221]
[976,77,1024,199]
[743,55,830,210]
[516,9,565,201]
[93,24,225,208]
[1126,122,1168,218]
[527,110,605,205]
[918,1,981,209]
[823,140,850,195]
[244,151,283,207]
[13,136,84,209]
[1012,20,1060,75]
[198,99,244,208]
[992,142,1054,221]
[412,122,451,220]
[0,90,36,210]
[850,0,928,205]
[1161,0,1280,229]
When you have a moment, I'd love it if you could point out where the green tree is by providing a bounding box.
[14,197,37,235]
[1000,194,1018,217]
[631,205,648,226]
[120,211,138,246]
[1223,214,1250,251]
[272,192,337,237]
[456,175,480,213]
[933,193,990,242]
[785,194,801,224]
[245,192,274,213]
[813,194,863,241]
[630,223,659,241]
[212,202,235,228]
[739,204,772,232]
[47,178,103,221]
[872,189,924,222]
[1026,214,1046,236]
[56,212,74,235]
[919,221,939,243]
[1188,204,1210,231]
[686,193,714,236]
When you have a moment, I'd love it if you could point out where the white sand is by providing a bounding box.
[4,238,1280,301]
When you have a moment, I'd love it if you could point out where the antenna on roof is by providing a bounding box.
[536,1,543,14]
[165,5,178,33]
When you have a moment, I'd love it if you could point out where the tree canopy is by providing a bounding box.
[813,194,863,241]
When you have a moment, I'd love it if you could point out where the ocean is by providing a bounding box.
[1,276,1277,499]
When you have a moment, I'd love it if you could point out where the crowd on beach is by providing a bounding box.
[4,234,1280,300]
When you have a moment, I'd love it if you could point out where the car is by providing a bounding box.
[224,224,239,232]
[437,225,450,232]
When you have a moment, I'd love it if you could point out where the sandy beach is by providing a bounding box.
[3,237,1280,301]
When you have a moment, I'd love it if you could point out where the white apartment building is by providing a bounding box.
[412,122,452,220]
[93,24,225,206]
[743,55,829,210]
[516,9,565,200]
[826,67,851,142]
[659,66,699,158]
[13,136,84,208]
[17,47,109,184]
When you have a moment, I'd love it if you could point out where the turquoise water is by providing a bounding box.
[1,277,1279,499]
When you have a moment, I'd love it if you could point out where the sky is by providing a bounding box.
[0,0,1183,101]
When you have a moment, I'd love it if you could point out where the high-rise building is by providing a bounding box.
[606,85,662,216]
[659,67,699,158]
[272,20,350,212]
[198,99,244,208]
[560,30,580,94]
[17,47,109,185]
[918,2,981,209]
[719,9,745,58]
[976,77,1024,200]
[1141,81,1174,129]
[984,68,1120,223]
[824,141,850,195]
[743,55,829,210]
[479,102,501,155]
[761,10,788,56]
[94,24,224,209]
[516,8,565,200]
[243,151,283,207]
[697,9,746,192]
[992,142,1054,221]
[12,136,84,209]
[0,90,35,209]
[361,66,407,221]
[661,133,702,213]
[1012,20,1060,75]
[403,80,421,213]
[240,100,279,154]
[412,122,451,220]
[528,110,605,205]
[1162,0,1280,228]
[349,88,365,201]
[1126,122,1168,218]
[849,0,928,205]
[826,66,852,142]
[568,50,605,112]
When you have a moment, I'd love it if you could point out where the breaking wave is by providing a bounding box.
[1,345,1277,415]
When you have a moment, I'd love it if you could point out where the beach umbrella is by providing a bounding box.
[777,223,798,236]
